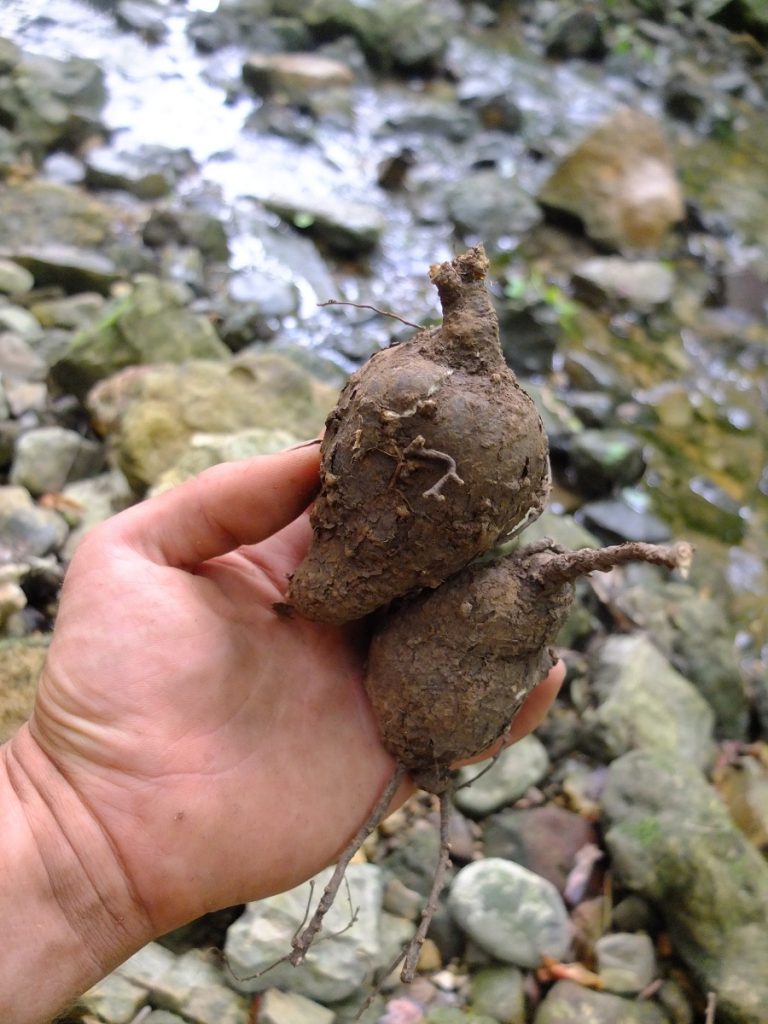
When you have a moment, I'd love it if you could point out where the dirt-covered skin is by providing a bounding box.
[365,539,693,794]
[287,246,550,624]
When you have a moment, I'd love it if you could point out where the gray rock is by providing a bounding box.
[263,191,385,256]
[0,305,43,343]
[572,258,675,311]
[29,292,105,331]
[224,863,383,1001]
[602,750,768,1024]
[0,331,46,380]
[50,276,228,399]
[569,429,646,495]
[534,980,668,1024]
[61,469,135,557]
[85,144,195,200]
[611,581,749,739]
[447,171,542,240]
[125,947,247,1022]
[580,493,672,544]
[0,486,69,562]
[177,980,249,1024]
[80,973,148,1024]
[228,269,300,316]
[0,259,34,295]
[117,941,177,989]
[116,0,169,40]
[469,965,526,1024]
[454,735,550,817]
[583,633,715,769]
[142,207,229,262]
[545,9,607,60]
[259,988,335,1024]
[448,858,571,968]
[383,97,480,143]
[145,1014,186,1024]
[243,51,354,100]
[41,150,86,185]
[0,579,26,629]
[595,932,656,994]
[10,426,104,496]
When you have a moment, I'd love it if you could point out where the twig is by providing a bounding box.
[318,299,422,330]
[404,437,464,500]
[290,764,407,965]
[704,991,717,1024]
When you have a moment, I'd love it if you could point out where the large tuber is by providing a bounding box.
[288,245,551,623]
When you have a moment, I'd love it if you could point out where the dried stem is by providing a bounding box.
[538,541,693,590]
[289,764,407,965]
[704,991,717,1024]
[400,790,453,983]
[318,299,421,330]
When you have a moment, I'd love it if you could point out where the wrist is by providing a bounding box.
[0,725,153,1024]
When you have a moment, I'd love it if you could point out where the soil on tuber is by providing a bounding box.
[288,245,551,624]
[273,247,693,994]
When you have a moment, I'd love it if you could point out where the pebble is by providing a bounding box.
[469,965,526,1024]
[0,330,46,380]
[0,486,69,561]
[448,858,571,968]
[0,259,34,295]
[595,932,657,994]
[454,735,550,817]
[10,426,104,496]
[533,980,668,1023]
[0,306,43,343]
[259,988,335,1024]
[80,972,149,1024]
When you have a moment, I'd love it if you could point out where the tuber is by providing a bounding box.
[288,245,551,623]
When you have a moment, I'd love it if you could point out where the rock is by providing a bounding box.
[611,581,749,739]
[50,276,228,399]
[117,941,177,990]
[0,579,26,629]
[142,207,229,262]
[85,143,196,200]
[227,268,300,316]
[116,0,169,41]
[61,470,134,557]
[447,171,542,241]
[122,946,248,1022]
[569,429,646,495]
[0,305,43,344]
[457,79,523,134]
[224,863,383,1002]
[595,932,656,994]
[243,52,354,99]
[151,427,302,492]
[80,973,149,1024]
[583,633,715,769]
[482,805,598,896]
[383,97,480,143]
[41,150,86,185]
[656,980,694,1024]
[303,0,450,73]
[717,751,768,853]
[0,486,69,562]
[87,352,332,489]
[580,493,672,544]
[602,750,768,1024]
[0,636,48,741]
[177,980,250,1024]
[538,108,684,251]
[259,988,335,1024]
[29,292,105,331]
[454,735,550,817]
[0,259,34,295]
[10,426,104,496]
[534,980,668,1023]
[145,1014,186,1024]
[0,330,46,380]
[379,817,446,897]
[426,1010,497,1024]
[262,190,385,256]
[469,965,526,1024]
[545,9,607,60]
[448,858,571,968]
[572,258,675,311]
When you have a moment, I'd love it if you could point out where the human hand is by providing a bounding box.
[1,443,563,1020]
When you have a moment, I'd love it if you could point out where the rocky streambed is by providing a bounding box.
[1,1,767,1023]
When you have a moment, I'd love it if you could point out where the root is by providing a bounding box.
[318,299,421,331]
[538,541,693,589]
[404,436,464,500]
[400,790,453,982]
[289,764,407,966]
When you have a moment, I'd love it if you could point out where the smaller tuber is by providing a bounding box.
[288,537,693,984]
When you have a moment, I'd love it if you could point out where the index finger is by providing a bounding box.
[113,443,321,568]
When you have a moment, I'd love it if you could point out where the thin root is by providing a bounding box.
[289,764,407,966]
[318,299,422,330]
[404,437,464,500]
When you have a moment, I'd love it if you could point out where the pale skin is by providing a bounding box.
[0,444,564,1024]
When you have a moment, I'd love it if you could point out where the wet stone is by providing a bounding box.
[85,144,196,200]
[454,734,550,818]
[116,0,169,41]
[572,257,675,311]
[243,52,354,99]
[580,494,672,544]
[595,932,656,994]
[448,858,571,968]
[569,429,646,496]
[534,980,668,1024]
[262,191,385,256]
[447,171,542,241]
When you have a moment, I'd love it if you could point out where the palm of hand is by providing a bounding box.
[31,478,399,935]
